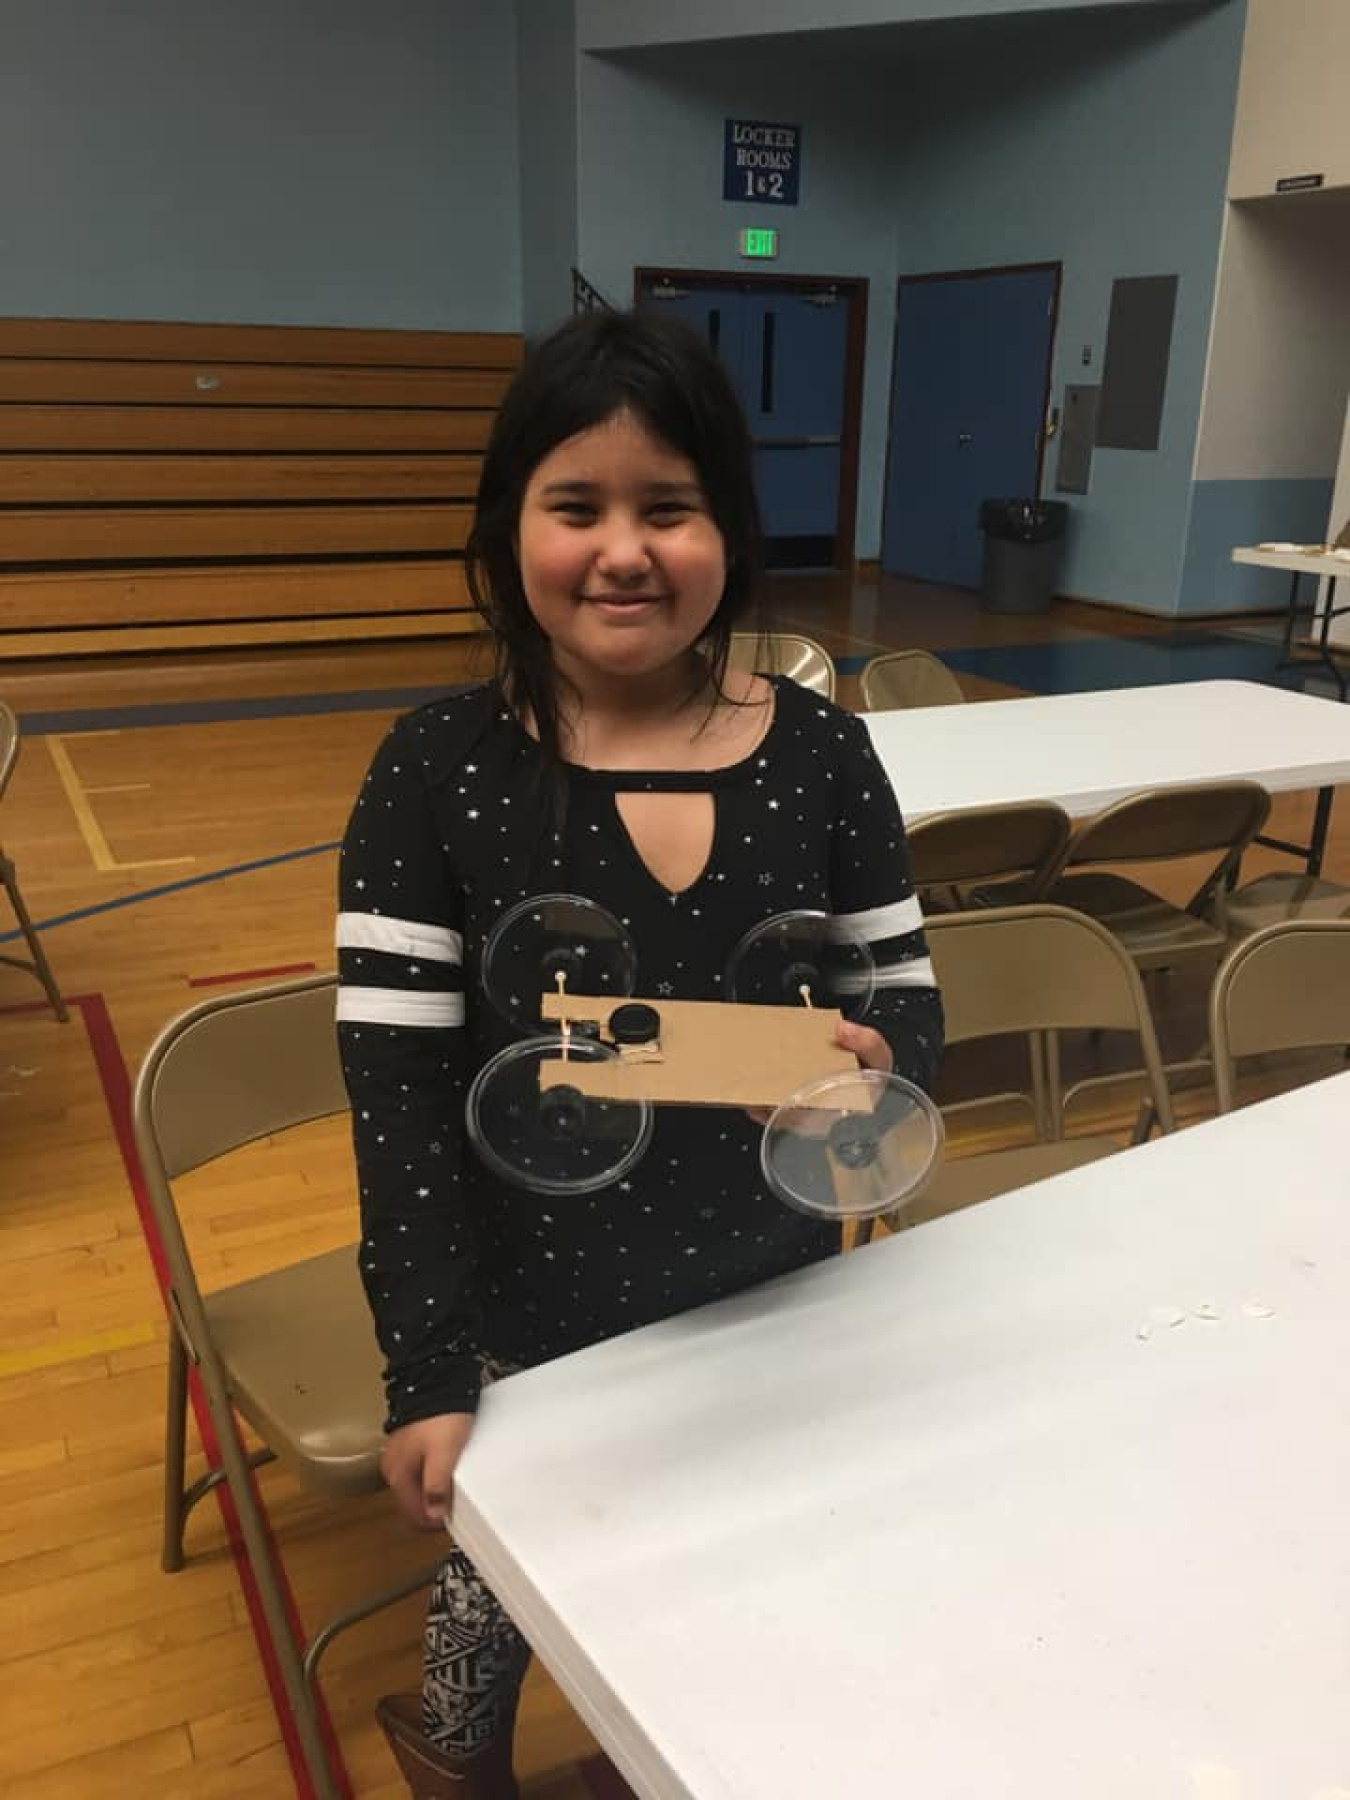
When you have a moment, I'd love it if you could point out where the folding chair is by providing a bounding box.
[1034,782,1272,1125]
[907,799,1072,914]
[859,649,965,711]
[1040,781,1272,976]
[133,973,442,1800]
[729,630,836,698]
[873,905,1174,1236]
[0,700,67,1021]
[1213,868,1350,938]
[1209,918,1350,1113]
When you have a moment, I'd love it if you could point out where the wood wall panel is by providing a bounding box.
[0,318,517,654]
[0,504,473,562]
[0,560,473,629]
[0,454,483,503]
[0,317,524,368]
[0,613,480,656]
[0,405,495,453]
[0,360,515,408]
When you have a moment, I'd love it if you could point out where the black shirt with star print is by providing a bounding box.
[337,677,942,1430]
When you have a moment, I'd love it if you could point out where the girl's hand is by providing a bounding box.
[746,1016,893,1128]
[834,1017,893,1074]
[381,1412,476,1531]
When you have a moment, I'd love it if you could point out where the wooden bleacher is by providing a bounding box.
[0,316,523,657]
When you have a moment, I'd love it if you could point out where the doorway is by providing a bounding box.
[635,267,868,570]
[882,264,1060,589]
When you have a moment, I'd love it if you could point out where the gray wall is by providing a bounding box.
[0,0,522,328]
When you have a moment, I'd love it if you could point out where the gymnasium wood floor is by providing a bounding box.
[2,571,1346,1799]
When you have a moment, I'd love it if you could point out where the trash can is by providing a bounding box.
[978,498,1068,614]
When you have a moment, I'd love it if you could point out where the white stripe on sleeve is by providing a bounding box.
[833,956,937,995]
[827,895,924,944]
[336,987,466,1028]
[872,956,938,990]
[336,911,463,963]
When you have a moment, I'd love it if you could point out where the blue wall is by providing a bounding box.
[3,0,1255,614]
[578,0,1192,50]
[0,0,522,329]
[1181,478,1336,613]
[576,39,908,551]
[519,0,580,339]
[879,2,1246,611]
[574,2,1247,609]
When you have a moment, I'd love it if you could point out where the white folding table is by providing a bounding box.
[864,676,1350,874]
[453,1072,1350,1800]
[1231,545,1350,697]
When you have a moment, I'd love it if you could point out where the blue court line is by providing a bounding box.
[939,631,1306,696]
[17,686,458,736]
[835,632,1323,695]
[20,634,1310,736]
[0,840,338,946]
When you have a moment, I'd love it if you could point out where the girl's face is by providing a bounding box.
[515,410,728,688]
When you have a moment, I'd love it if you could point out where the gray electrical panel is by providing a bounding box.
[1096,274,1178,451]
[1055,385,1100,493]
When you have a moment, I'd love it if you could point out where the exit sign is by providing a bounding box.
[739,227,778,259]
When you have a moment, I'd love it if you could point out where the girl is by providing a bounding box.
[337,309,943,1798]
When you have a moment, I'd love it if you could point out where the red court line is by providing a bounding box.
[76,989,352,1800]
[188,961,318,988]
[579,1755,640,1800]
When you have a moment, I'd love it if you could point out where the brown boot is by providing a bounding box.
[376,1693,520,1800]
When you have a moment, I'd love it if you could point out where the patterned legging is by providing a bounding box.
[421,1356,531,1756]
[422,1548,531,1755]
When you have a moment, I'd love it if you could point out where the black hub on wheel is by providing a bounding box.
[827,1116,880,1170]
[539,1084,587,1143]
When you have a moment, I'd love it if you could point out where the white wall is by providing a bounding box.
[1194,196,1350,482]
[1333,402,1350,543]
[1326,396,1350,643]
[1174,0,1350,611]
[1228,0,1350,199]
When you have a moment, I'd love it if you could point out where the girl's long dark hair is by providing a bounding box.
[465,309,766,794]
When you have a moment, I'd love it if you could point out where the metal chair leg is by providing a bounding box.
[162,1332,190,1574]
[0,860,68,1021]
[302,1558,442,1688]
[1043,1030,1064,1141]
[210,1390,345,1800]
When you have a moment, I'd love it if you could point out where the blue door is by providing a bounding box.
[882,268,1058,588]
[637,278,850,569]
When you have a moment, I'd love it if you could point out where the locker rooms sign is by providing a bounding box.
[723,120,801,205]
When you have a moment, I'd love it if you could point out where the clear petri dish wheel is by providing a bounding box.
[725,909,875,1020]
[465,1035,653,1196]
[480,893,637,1032]
[760,1069,943,1221]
